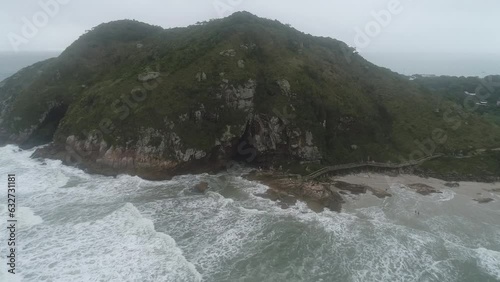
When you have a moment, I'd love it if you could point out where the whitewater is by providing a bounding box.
[0,145,499,282]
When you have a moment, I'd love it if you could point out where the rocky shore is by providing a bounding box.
[243,169,499,212]
[244,170,391,212]
[245,171,344,212]
[31,142,227,180]
[23,142,500,212]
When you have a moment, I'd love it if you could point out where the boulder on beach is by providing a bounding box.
[444,182,460,188]
[473,197,494,204]
[407,183,442,195]
[332,181,391,198]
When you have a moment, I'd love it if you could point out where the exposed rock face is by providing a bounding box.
[138,72,160,82]
[297,131,321,161]
[3,99,67,148]
[219,49,236,57]
[75,126,207,168]
[249,115,282,152]
[221,79,256,111]
[196,72,207,82]
[240,43,256,50]
[28,76,323,179]
[237,60,245,69]
[31,127,219,180]
[276,79,293,97]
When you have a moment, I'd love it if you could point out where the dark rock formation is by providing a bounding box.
[193,181,209,193]
[246,171,344,212]
[473,197,494,204]
[331,181,391,198]
[407,183,442,195]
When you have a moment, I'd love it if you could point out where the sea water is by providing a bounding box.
[0,52,61,82]
[0,145,499,282]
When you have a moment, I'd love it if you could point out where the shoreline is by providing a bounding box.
[245,169,499,213]
[1,145,500,212]
[28,142,500,183]
[2,141,499,183]
[336,173,500,201]
[2,143,499,212]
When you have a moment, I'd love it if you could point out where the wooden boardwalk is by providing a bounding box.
[305,154,443,180]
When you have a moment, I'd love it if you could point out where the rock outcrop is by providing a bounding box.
[444,182,460,188]
[246,171,344,212]
[332,181,391,198]
[407,183,442,195]
[138,72,160,82]
[473,197,494,203]
[193,181,209,193]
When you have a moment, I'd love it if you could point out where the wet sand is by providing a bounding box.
[335,173,500,203]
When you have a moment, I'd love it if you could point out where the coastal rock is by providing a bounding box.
[332,181,391,198]
[193,181,209,193]
[473,197,494,203]
[444,182,460,188]
[407,183,442,195]
[245,171,344,212]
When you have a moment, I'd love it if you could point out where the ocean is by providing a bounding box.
[0,52,61,82]
[362,52,500,77]
[0,145,499,282]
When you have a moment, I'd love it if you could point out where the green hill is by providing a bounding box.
[1,12,500,179]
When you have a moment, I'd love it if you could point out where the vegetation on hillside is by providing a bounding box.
[1,12,500,176]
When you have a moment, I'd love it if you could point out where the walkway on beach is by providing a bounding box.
[305,154,444,180]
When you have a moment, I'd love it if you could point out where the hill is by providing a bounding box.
[1,12,500,179]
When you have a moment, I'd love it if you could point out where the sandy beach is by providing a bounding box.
[335,173,500,210]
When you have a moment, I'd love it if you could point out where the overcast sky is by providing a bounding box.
[1,0,499,54]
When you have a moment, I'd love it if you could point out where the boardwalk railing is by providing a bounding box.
[305,154,443,180]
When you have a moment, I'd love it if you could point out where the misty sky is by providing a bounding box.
[2,0,500,53]
[1,0,500,76]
